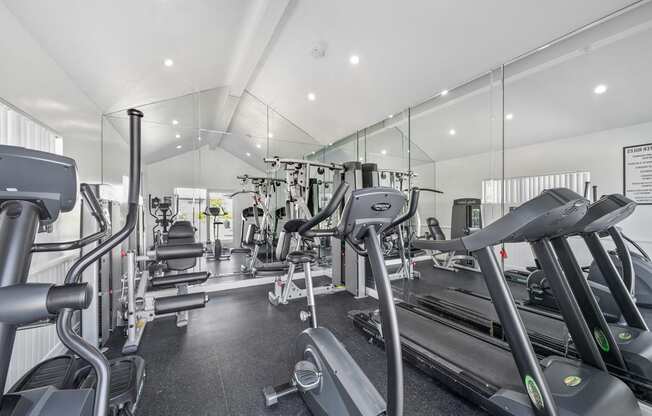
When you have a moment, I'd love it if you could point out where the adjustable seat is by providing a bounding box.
[286,251,317,265]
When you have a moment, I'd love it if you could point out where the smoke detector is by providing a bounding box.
[310,41,328,59]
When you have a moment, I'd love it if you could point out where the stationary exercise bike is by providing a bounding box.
[205,205,229,260]
[264,183,415,416]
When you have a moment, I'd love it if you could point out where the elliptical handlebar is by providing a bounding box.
[298,181,349,238]
[32,183,110,252]
[385,187,420,231]
[56,108,143,416]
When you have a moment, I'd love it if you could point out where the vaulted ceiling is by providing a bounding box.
[0,0,641,168]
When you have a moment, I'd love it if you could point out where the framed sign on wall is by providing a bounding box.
[624,143,652,205]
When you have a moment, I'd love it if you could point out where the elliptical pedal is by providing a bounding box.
[292,360,321,391]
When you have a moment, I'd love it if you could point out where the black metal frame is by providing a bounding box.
[32,183,109,253]
[54,108,143,416]
[583,232,648,330]
[551,236,627,369]
[0,201,42,393]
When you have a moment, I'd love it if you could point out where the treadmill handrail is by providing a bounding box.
[32,183,110,252]
[414,188,588,253]
[385,188,419,231]
[609,227,635,293]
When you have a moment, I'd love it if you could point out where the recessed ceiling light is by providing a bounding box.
[172,119,179,125]
[176,144,182,149]
[594,84,608,94]
[311,151,316,155]
[381,149,387,155]
[164,58,174,67]
[197,136,202,141]
[441,90,449,96]
[388,114,394,119]
[175,133,181,138]
[246,152,251,157]
[505,113,514,120]
[307,92,316,101]
[449,129,456,136]
[349,55,360,65]
[268,132,274,138]
[256,143,262,149]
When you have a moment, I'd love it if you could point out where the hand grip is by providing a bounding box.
[47,283,92,313]
[298,182,349,236]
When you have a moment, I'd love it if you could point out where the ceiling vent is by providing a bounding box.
[310,41,328,59]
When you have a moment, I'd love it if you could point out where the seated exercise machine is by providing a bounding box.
[354,188,647,415]
[264,157,344,305]
[121,243,209,354]
[0,109,146,416]
[264,183,409,416]
[425,197,482,273]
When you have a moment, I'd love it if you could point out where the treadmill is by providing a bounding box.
[352,188,645,415]
[410,194,652,396]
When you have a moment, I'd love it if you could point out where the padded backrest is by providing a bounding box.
[165,221,197,270]
[168,221,195,243]
[427,217,446,241]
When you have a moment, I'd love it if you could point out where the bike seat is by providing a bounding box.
[286,251,317,265]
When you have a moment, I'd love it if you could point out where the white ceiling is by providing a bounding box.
[0,0,643,169]
[354,5,652,164]
[3,0,257,112]
[249,0,635,144]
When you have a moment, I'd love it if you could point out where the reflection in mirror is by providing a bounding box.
[103,88,267,275]
[405,71,503,244]
[503,3,652,274]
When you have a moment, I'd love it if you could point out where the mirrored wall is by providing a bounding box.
[101,88,328,280]
[319,1,652,283]
[500,1,652,270]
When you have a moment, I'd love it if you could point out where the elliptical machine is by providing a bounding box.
[263,183,414,416]
[148,194,178,246]
[0,109,145,416]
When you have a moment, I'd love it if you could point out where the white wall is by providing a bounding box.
[0,1,102,184]
[412,162,436,235]
[435,120,652,269]
[435,149,503,231]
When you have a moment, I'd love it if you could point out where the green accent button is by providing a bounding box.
[593,328,610,352]
[563,375,582,387]
[618,331,633,341]
[525,375,544,410]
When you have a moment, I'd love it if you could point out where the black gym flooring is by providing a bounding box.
[131,282,487,415]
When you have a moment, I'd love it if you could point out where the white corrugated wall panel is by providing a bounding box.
[1,102,71,392]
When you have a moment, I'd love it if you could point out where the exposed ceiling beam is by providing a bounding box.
[209,0,292,150]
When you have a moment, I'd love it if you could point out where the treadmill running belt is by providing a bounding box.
[395,306,525,393]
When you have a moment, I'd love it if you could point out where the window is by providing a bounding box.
[482,171,591,205]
